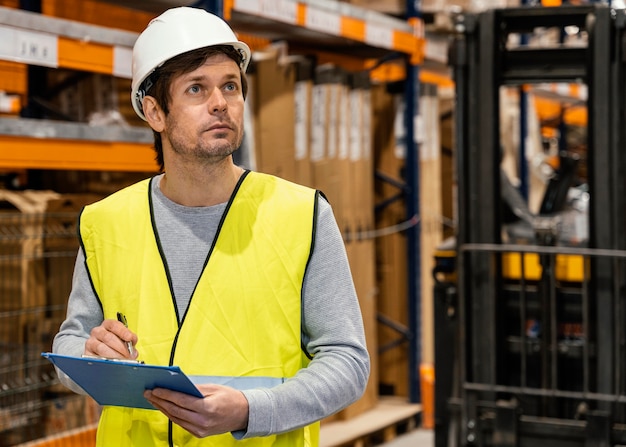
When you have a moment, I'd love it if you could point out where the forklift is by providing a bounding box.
[434,4,626,446]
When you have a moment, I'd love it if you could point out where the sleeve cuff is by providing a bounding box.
[231,388,273,438]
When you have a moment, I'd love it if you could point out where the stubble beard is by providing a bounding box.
[169,123,243,165]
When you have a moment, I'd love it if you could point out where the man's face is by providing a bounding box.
[162,53,245,165]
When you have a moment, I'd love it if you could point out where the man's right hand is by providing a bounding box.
[84,319,139,360]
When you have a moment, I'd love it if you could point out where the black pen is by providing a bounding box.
[116,312,135,357]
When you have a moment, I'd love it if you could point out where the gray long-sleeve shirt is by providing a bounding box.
[52,173,370,438]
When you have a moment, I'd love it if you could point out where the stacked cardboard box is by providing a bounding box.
[422,0,519,11]
[372,87,411,398]
[0,190,59,445]
[0,190,101,444]
[0,0,441,429]
[417,83,447,428]
[0,190,59,345]
[42,392,101,437]
[249,45,382,420]
[342,72,379,419]
[343,0,520,14]
[43,194,101,313]
[341,0,405,15]
[247,41,453,419]
[0,341,47,446]
[248,44,297,182]
[0,191,100,340]
[310,64,345,220]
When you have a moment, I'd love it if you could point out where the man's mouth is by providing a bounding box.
[207,123,231,132]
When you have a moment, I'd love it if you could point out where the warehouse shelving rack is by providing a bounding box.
[0,4,154,171]
[0,1,422,170]
[0,1,427,441]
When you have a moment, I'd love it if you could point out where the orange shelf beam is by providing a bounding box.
[0,135,158,172]
[225,0,422,62]
[58,37,115,74]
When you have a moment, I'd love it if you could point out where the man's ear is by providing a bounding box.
[143,96,165,132]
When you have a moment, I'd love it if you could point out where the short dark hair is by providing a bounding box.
[143,45,249,171]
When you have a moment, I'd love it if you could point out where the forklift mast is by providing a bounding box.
[435,4,626,447]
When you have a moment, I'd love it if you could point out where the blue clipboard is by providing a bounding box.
[42,352,203,410]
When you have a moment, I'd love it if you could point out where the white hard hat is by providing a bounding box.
[131,7,251,121]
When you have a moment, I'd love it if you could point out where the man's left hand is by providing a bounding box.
[144,383,249,437]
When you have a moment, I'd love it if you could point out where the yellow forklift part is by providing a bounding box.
[501,252,585,283]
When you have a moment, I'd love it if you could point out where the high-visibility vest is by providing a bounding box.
[79,171,320,447]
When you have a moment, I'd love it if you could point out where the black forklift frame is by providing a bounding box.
[436,4,626,446]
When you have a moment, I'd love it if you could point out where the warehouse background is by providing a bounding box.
[0,0,602,446]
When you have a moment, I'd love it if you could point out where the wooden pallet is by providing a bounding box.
[320,396,422,447]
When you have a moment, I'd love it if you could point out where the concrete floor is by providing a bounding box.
[379,428,434,446]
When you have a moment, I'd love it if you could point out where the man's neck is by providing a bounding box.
[159,161,244,207]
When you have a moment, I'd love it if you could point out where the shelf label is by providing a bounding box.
[305,8,341,36]
[0,25,58,67]
[365,23,393,50]
[235,0,296,24]
[262,0,297,24]
[234,0,262,14]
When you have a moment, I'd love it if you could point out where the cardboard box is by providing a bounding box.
[0,191,101,331]
[341,0,405,15]
[43,392,100,437]
[43,194,101,251]
[372,88,411,397]
[312,65,350,229]
[419,83,444,366]
[292,56,315,189]
[43,194,101,322]
[250,44,297,181]
[0,193,64,443]
[0,342,44,444]
[340,237,379,420]
[334,75,379,421]
[422,0,519,11]
[348,72,374,231]
[337,73,353,236]
[309,64,332,196]
[0,190,59,345]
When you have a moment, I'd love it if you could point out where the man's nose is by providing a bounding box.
[209,89,227,113]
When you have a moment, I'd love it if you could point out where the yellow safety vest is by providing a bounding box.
[79,171,320,447]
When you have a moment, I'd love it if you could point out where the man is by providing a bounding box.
[52,6,370,447]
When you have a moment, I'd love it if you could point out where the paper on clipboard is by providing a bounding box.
[42,352,203,410]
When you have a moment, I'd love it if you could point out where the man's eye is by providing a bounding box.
[188,85,201,94]
[225,83,237,92]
